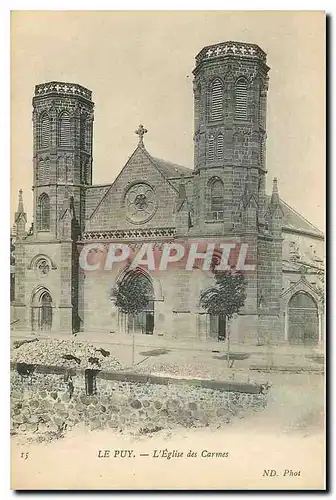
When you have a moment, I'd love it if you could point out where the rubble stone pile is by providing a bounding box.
[11,338,123,371]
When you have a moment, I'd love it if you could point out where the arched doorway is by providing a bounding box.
[288,292,318,345]
[31,288,53,332]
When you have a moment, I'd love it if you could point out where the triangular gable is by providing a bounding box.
[281,276,322,304]
[88,146,179,221]
[86,146,182,231]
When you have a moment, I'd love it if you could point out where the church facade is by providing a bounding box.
[12,40,324,346]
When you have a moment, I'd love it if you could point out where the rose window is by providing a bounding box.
[125,183,156,223]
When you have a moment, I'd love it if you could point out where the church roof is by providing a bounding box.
[151,157,193,179]
[85,184,111,219]
[266,196,324,239]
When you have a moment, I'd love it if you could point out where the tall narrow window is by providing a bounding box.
[210,178,224,220]
[58,156,66,181]
[235,78,248,120]
[59,112,71,146]
[39,113,50,149]
[44,159,50,184]
[85,123,92,152]
[37,159,44,184]
[37,159,50,185]
[217,133,224,159]
[66,156,73,182]
[208,135,215,161]
[80,119,87,150]
[37,193,50,230]
[210,79,223,121]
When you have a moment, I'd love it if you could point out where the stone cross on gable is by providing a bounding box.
[135,124,148,145]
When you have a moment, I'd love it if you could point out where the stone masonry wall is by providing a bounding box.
[11,370,268,442]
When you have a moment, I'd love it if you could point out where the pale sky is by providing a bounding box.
[11,10,325,231]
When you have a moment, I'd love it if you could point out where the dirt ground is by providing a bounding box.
[11,371,325,490]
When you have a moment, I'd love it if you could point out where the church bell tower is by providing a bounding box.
[32,82,94,239]
[192,41,270,231]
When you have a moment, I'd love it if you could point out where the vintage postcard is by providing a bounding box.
[10,10,326,490]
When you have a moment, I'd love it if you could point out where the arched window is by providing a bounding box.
[217,133,224,159]
[235,78,248,120]
[208,135,215,161]
[37,193,50,231]
[209,178,224,220]
[59,112,71,146]
[39,113,50,148]
[210,79,223,121]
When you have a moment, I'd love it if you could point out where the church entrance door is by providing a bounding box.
[288,292,318,345]
[128,300,154,335]
[40,292,52,331]
[31,289,53,333]
[209,314,226,341]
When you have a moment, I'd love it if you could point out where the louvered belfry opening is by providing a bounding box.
[235,78,248,120]
[210,79,223,121]
[208,135,215,161]
[59,112,71,146]
[217,133,224,159]
[39,113,50,148]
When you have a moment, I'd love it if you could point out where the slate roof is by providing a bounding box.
[85,184,111,219]
[265,196,324,239]
[151,157,193,179]
[83,150,323,241]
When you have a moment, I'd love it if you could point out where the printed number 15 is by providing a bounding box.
[20,452,29,460]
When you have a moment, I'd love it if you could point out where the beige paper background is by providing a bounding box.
[10,10,326,490]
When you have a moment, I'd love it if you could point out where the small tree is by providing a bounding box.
[110,268,151,365]
[200,270,247,367]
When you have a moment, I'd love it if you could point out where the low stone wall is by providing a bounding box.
[11,369,268,442]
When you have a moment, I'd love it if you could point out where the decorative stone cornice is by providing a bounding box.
[34,82,92,101]
[82,227,177,241]
[195,41,267,67]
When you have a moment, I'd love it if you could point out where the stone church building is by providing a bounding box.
[12,40,324,345]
